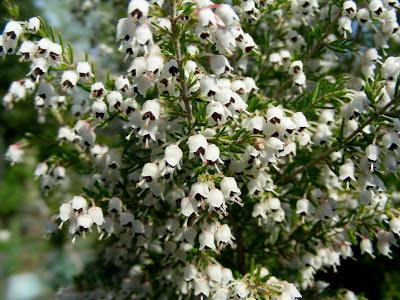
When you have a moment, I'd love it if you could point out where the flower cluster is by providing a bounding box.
[2,0,400,299]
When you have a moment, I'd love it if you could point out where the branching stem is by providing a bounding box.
[170,0,193,123]
[281,98,398,183]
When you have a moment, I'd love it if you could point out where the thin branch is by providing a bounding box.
[280,98,398,184]
[170,0,193,123]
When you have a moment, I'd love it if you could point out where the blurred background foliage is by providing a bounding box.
[1,1,400,299]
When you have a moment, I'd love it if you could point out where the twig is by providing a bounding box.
[170,0,193,123]
[280,98,398,183]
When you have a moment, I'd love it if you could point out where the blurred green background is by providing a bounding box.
[0,1,95,299]
[1,1,400,299]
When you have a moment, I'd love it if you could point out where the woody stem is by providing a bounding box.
[170,0,193,123]
[281,97,399,184]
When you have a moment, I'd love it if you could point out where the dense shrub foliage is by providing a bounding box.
[2,0,400,299]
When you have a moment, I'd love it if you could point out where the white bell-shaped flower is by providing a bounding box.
[107,91,123,112]
[188,133,208,157]
[234,281,249,299]
[198,7,217,27]
[116,18,135,42]
[279,49,292,64]
[71,196,88,212]
[36,38,52,56]
[369,0,384,17]
[128,0,149,21]
[382,21,399,37]
[120,211,134,228]
[357,8,370,24]
[215,4,239,26]
[134,24,153,46]
[34,81,57,109]
[200,76,219,97]
[123,97,138,115]
[267,197,281,212]
[296,198,312,216]
[92,100,108,119]
[204,144,223,168]
[91,82,106,100]
[34,162,48,178]
[239,33,257,53]
[291,112,308,131]
[343,1,357,18]
[98,217,114,239]
[206,188,226,213]
[164,144,183,168]
[210,55,232,76]
[158,18,172,32]
[338,16,352,38]
[381,56,400,81]
[48,42,62,65]
[163,59,179,77]
[142,99,161,125]
[293,72,307,87]
[221,267,233,284]
[128,56,147,77]
[220,177,241,200]
[53,166,66,180]
[339,159,356,183]
[230,93,248,114]
[265,137,284,152]
[165,218,179,233]
[8,81,26,100]
[206,100,229,125]
[266,106,284,124]
[390,217,400,235]
[206,264,222,282]
[382,131,399,150]
[366,144,380,163]
[289,60,303,76]
[3,21,23,41]
[59,203,73,222]
[360,238,375,257]
[29,58,48,82]
[377,231,394,258]
[190,181,210,201]
[183,264,198,281]
[181,197,199,217]
[199,230,216,250]
[215,224,234,246]
[61,71,78,90]
[139,162,160,184]
[0,37,7,57]
[182,226,196,244]
[138,121,158,148]
[231,79,246,95]
[40,175,54,190]
[269,52,282,67]
[18,41,37,61]
[194,277,210,297]
[363,48,381,64]
[108,197,123,214]
[246,116,266,134]
[252,201,268,219]
[76,61,93,79]
[88,206,104,226]
[317,201,334,220]
[57,127,75,142]
[77,213,93,232]
[283,282,302,299]
[28,17,40,33]
[115,75,131,93]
